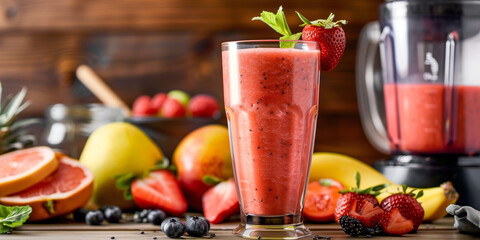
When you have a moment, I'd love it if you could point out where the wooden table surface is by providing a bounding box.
[5,217,477,239]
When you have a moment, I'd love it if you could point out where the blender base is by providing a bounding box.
[374,155,480,210]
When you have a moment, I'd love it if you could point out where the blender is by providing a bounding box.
[356,0,480,210]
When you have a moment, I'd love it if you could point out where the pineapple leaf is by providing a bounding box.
[2,88,27,126]
[0,83,2,112]
[10,118,40,132]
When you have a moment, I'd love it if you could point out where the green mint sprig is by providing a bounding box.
[0,204,32,234]
[252,6,302,48]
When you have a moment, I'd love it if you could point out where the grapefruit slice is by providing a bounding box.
[0,155,93,221]
[0,146,58,196]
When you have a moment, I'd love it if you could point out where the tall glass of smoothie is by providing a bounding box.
[222,40,320,239]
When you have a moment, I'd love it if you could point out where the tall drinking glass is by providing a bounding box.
[222,40,320,239]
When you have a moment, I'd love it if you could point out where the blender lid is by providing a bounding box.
[382,0,480,18]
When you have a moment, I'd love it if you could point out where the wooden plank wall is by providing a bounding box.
[0,0,387,163]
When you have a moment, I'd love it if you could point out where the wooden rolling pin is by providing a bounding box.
[76,65,132,116]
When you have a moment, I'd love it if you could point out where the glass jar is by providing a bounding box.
[42,104,126,158]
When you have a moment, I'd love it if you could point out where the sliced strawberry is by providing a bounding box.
[334,172,386,222]
[131,170,187,216]
[380,186,424,231]
[348,200,384,228]
[335,192,380,222]
[202,178,239,224]
[303,179,344,222]
[381,208,414,235]
[297,12,347,72]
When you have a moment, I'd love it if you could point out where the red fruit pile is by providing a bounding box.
[132,90,219,118]
[336,174,424,237]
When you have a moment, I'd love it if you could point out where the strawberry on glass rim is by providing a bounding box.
[252,6,347,71]
[297,12,347,71]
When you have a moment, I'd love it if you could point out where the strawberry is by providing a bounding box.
[161,97,186,118]
[381,208,414,235]
[297,12,347,71]
[334,172,387,222]
[202,178,239,224]
[380,185,424,231]
[188,94,219,118]
[347,200,384,228]
[131,170,188,216]
[132,95,156,117]
[152,93,168,114]
[303,179,344,222]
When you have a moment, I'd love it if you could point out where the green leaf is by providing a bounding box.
[402,184,408,193]
[2,88,27,126]
[296,11,312,27]
[372,183,389,191]
[42,200,55,214]
[252,6,301,48]
[202,175,223,186]
[114,173,136,201]
[354,171,361,189]
[276,6,291,36]
[0,83,3,112]
[280,33,302,48]
[338,190,349,194]
[358,187,372,194]
[416,190,424,199]
[0,205,32,233]
[149,157,170,172]
[252,9,288,36]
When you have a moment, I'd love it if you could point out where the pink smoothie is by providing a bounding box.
[222,48,320,216]
[384,83,480,154]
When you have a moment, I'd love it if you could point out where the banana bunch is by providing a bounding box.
[309,152,459,222]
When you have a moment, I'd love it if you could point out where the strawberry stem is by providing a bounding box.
[297,12,347,29]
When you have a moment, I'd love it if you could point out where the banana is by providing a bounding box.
[309,152,459,222]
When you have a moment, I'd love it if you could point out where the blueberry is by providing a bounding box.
[134,209,151,223]
[140,209,151,219]
[86,210,104,225]
[104,206,122,223]
[147,210,166,225]
[73,208,89,223]
[200,217,210,231]
[133,211,142,223]
[99,205,113,214]
[161,217,185,238]
[185,216,208,237]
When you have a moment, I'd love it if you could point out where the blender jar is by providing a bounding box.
[357,0,480,156]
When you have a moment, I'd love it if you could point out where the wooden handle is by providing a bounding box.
[76,65,132,116]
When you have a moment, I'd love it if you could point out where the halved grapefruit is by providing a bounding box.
[0,155,93,221]
[0,146,58,196]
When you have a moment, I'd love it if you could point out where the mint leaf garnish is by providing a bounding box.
[0,204,32,234]
[252,6,301,48]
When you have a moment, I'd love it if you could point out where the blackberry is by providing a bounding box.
[338,215,365,237]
